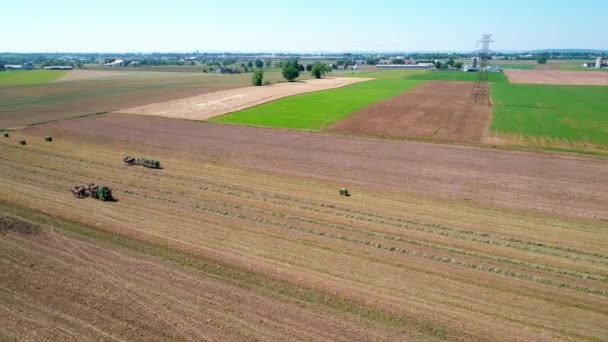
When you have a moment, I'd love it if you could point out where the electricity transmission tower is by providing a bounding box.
[469,34,495,105]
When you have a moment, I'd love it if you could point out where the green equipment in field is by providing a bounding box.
[19,140,26,145]
[3,132,9,138]
[339,188,351,197]
[142,159,161,169]
[96,186,114,202]
[45,136,53,142]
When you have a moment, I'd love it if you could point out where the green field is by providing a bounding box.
[409,71,509,83]
[490,63,536,70]
[344,69,426,79]
[210,79,423,130]
[491,83,608,150]
[0,70,68,86]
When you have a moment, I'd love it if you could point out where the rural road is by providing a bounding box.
[25,114,608,219]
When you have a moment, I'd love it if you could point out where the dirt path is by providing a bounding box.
[327,81,490,142]
[504,69,608,85]
[116,77,372,120]
[23,114,608,219]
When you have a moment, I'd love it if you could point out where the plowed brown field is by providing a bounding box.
[327,81,491,142]
[1,131,607,341]
[23,114,608,219]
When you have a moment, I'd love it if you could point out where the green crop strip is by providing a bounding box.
[210,79,423,130]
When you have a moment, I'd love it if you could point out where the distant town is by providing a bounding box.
[1,50,606,73]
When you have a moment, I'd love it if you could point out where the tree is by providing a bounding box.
[537,56,548,64]
[434,61,442,69]
[365,58,379,65]
[392,58,405,65]
[454,61,463,69]
[252,69,264,86]
[282,59,300,82]
[247,61,253,68]
[255,59,264,68]
[265,59,273,67]
[0,64,5,71]
[446,59,455,66]
[310,62,330,79]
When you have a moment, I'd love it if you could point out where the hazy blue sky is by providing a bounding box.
[2,0,607,52]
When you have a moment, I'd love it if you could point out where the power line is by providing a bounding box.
[469,34,495,105]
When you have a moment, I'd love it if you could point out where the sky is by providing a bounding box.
[2,0,607,53]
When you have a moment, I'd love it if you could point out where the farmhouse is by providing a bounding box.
[5,63,34,70]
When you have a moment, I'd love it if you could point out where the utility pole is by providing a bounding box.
[469,34,495,105]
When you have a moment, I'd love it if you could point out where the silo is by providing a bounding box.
[596,57,603,68]
[472,57,479,69]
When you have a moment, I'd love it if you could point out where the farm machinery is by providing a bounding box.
[71,183,114,201]
[124,156,161,169]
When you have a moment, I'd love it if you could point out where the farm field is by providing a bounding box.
[0,71,288,128]
[504,69,608,85]
[210,79,422,130]
[344,69,426,79]
[1,126,607,341]
[489,63,536,70]
[0,70,68,86]
[327,81,491,142]
[0,211,390,341]
[490,83,608,151]
[409,70,509,83]
[22,113,608,218]
[117,77,372,121]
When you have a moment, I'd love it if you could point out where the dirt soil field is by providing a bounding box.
[504,69,608,85]
[23,114,608,219]
[1,132,607,341]
[327,81,491,142]
[116,77,372,120]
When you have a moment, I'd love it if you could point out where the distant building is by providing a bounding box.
[44,66,74,70]
[103,59,125,67]
[5,63,33,70]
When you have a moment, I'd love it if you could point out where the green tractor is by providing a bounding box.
[124,156,161,169]
[72,184,114,201]
[95,186,114,201]
[142,159,161,169]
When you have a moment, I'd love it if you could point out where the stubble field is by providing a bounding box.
[0,70,287,129]
[1,128,607,341]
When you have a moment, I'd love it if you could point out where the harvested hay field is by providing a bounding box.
[116,77,372,121]
[0,133,607,341]
[504,69,608,85]
[23,114,608,219]
[0,213,387,341]
[327,81,491,142]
